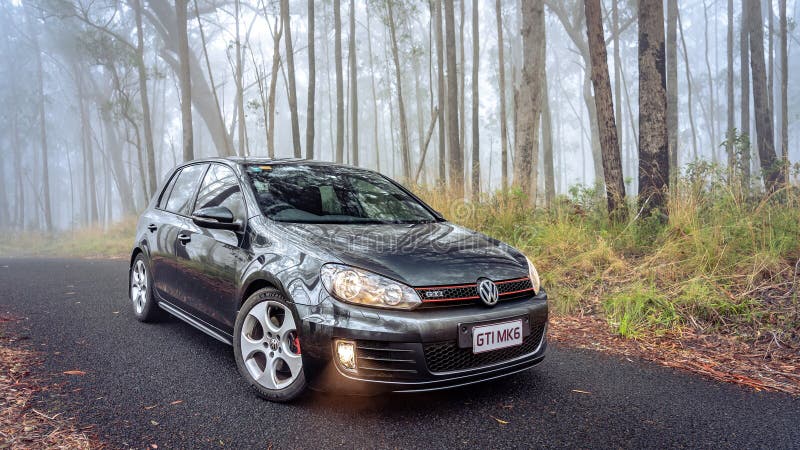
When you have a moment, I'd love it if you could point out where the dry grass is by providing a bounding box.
[414,170,800,394]
[0,219,135,259]
[0,316,100,449]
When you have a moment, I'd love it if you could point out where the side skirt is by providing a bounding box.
[157,300,233,346]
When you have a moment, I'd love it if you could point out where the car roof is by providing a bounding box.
[175,157,364,171]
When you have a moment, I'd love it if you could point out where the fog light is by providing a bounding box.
[335,340,357,372]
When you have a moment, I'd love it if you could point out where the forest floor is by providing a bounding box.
[0,314,99,448]
[1,173,798,396]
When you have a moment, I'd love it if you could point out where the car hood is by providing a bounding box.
[277,221,528,286]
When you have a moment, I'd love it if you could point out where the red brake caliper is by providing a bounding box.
[293,336,301,355]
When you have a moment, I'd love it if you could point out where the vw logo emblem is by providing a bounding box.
[478,279,499,306]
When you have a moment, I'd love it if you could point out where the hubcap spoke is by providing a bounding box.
[257,362,279,389]
[240,334,263,360]
[247,302,270,333]
[280,352,302,377]
[277,311,296,339]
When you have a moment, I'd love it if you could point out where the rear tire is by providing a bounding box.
[234,288,307,402]
[129,253,165,322]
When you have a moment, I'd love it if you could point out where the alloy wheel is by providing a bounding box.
[130,259,148,314]
[239,300,302,390]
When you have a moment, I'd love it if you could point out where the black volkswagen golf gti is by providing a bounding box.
[129,158,547,401]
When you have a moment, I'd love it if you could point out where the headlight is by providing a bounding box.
[320,264,422,310]
[525,256,541,294]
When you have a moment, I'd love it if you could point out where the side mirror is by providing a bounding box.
[192,206,241,231]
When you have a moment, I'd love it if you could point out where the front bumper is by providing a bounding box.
[297,289,548,393]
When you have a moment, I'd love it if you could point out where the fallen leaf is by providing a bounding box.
[63,370,86,376]
[571,389,591,395]
[144,405,158,410]
[150,444,158,449]
[170,400,183,405]
[491,416,509,425]
[150,420,159,426]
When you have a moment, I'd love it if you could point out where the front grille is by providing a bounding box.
[355,341,419,379]
[423,322,546,373]
[416,277,535,305]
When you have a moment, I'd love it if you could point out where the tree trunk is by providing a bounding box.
[133,0,156,196]
[747,0,783,190]
[542,68,555,206]
[366,4,380,171]
[702,0,718,163]
[514,0,544,204]
[459,0,466,168]
[76,70,99,224]
[281,0,302,158]
[470,0,479,200]
[349,0,358,166]
[444,0,463,196]
[666,0,678,185]
[435,0,447,184]
[583,74,605,186]
[779,0,788,182]
[334,0,345,164]
[638,0,669,217]
[740,1,752,186]
[585,0,626,220]
[767,0,774,121]
[306,0,315,160]
[176,0,193,162]
[28,7,52,231]
[612,0,624,183]
[234,0,246,156]
[726,0,735,170]
[193,0,232,157]
[267,17,282,158]
[12,108,24,228]
[678,11,699,161]
[386,0,412,179]
[495,0,508,192]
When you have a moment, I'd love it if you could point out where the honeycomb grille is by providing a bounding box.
[355,341,419,379]
[423,323,545,373]
[416,277,534,304]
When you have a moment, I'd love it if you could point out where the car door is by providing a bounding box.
[148,169,182,302]
[175,163,249,333]
[154,163,209,307]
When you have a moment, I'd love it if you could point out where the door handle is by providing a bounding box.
[177,233,191,244]
[147,224,157,232]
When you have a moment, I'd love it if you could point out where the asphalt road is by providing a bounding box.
[1,258,798,449]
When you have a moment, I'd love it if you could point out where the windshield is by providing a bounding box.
[244,164,439,224]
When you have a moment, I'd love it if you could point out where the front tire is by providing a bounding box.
[129,254,164,322]
[234,288,307,402]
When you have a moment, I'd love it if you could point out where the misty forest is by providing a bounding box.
[0,0,797,231]
[1,0,800,403]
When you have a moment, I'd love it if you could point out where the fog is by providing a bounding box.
[0,0,798,231]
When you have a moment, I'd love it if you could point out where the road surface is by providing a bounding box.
[1,258,797,448]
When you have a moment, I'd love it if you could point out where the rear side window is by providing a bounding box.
[157,171,180,209]
[165,164,208,215]
[194,164,246,219]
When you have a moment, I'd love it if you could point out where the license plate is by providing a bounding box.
[472,319,523,354]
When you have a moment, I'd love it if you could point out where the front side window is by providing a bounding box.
[244,164,438,224]
[194,164,246,219]
[164,164,208,215]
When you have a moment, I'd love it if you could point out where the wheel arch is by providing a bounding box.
[239,274,291,310]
